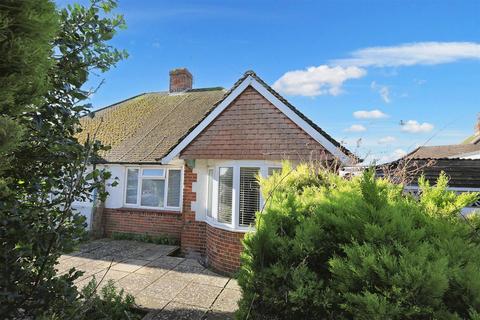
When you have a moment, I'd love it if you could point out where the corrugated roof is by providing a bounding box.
[406,144,480,160]
[77,88,225,163]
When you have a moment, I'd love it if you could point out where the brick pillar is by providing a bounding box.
[181,165,207,259]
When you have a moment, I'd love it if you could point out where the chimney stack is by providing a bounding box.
[169,68,192,93]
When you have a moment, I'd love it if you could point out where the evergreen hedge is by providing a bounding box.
[237,164,480,319]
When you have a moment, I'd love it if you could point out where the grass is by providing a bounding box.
[111,232,179,246]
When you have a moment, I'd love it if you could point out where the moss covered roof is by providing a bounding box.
[462,134,480,144]
[406,143,480,159]
[77,88,225,163]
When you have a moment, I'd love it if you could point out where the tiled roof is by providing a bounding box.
[78,70,354,164]
[77,88,225,163]
[406,144,480,160]
[224,71,357,160]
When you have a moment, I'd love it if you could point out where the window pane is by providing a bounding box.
[206,169,214,218]
[141,179,165,207]
[126,169,139,204]
[217,167,233,223]
[268,167,281,176]
[167,170,181,207]
[239,167,260,227]
[142,168,165,177]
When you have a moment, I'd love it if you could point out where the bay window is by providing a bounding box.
[206,163,281,230]
[125,167,182,210]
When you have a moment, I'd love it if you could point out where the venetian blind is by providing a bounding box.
[218,167,233,223]
[239,167,260,227]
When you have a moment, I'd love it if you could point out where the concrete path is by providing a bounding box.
[57,239,241,319]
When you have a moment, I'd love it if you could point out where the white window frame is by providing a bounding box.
[123,166,183,211]
[205,161,281,232]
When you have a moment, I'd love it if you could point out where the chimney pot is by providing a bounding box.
[169,68,193,93]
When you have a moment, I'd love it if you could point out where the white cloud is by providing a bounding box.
[401,120,434,133]
[378,136,396,144]
[363,148,407,165]
[382,149,408,163]
[353,109,388,119]
[332,42,480,67]
[272,65,366,97]
[345,124,367,132]
[371,81,391,103]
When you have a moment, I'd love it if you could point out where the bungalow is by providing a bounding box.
[76,69,354,274]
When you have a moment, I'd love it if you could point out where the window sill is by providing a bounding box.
[205,217,254,233]
[117,207,181,215]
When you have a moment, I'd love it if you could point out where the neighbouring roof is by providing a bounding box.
[377,143,480,189]
[77,88,226,163]
[406,144,480,160]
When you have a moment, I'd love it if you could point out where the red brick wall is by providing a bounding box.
[103,208,183,239]
[181,166,207,257]
[169,68,192,92]
[180,86,333,161]
[206,224,245,274]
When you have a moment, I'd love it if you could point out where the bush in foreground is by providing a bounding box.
[237,164,480,319]
[43,278,143,319]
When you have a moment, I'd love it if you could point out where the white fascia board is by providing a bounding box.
[450,151,480,159]
[404,185,480,192]
[161,75,351,165]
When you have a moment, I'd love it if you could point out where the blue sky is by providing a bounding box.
[59,0,480,163]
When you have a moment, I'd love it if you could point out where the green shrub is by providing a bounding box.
[78,278,142,320]
[111,231,179,245]
[237,164,480,319]
[42,278,143,319]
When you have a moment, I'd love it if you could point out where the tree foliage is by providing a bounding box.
[237,164,480,319]
[0,0,127,318]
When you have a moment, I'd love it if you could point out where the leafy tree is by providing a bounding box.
[237,164,480,319]
[0,0,127,318]
[0,0,58,169]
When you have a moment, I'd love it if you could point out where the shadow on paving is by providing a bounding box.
[144,303,236,320]
[56,239,241,318]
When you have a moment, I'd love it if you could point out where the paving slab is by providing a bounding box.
[192,269,230,288]
[147,256,185,269]
[134,292,170,310]
[143,277,190,301]
[173,261,205,274]
[212,289,241,313]
[111,259,150,272]
[92,269,130,283]
[145,302,207,320]
[203,310,235,320]
[56,239,239,317]
[134,265,169,277]
[174,282,223,308]
[116,273,160,294]
[134,245,178,260]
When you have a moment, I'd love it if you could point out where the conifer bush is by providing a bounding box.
[237,164,480,319]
